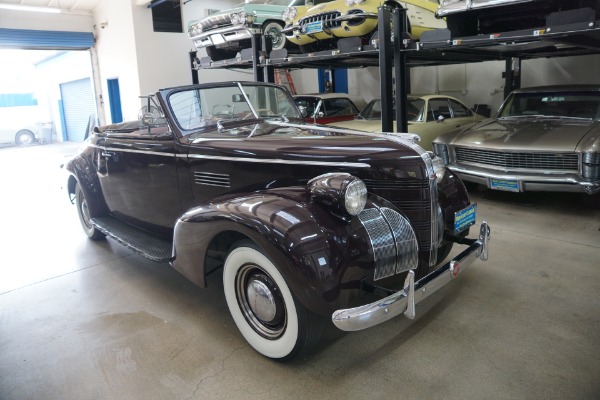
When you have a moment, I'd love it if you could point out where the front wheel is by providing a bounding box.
[223,243,323,361]
[75,183,106,240]
[263,21,285,51]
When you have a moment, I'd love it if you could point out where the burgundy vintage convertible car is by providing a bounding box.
[65,81,491,361]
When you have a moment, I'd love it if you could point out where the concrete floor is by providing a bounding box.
[1,142,599,400]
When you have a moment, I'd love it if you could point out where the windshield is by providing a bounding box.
[246,0,304,5]
[168,83,301,133]
[359,98,424,122]
[499,91,600,120]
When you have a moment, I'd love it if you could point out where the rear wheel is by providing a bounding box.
[75,183,106,240]
[206,46,238,62]
[15,130,34,145]
[223,242,323,361]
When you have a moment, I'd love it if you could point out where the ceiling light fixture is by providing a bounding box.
[0,3,61,13]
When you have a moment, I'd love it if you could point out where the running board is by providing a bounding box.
[91,216,173,263]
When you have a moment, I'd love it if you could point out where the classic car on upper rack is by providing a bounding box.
[330,94,485,150]
[187,0,330,61]
[293,92,367,124]
[432,85,600,207]
[282,0,446,53]
[65,81,491,361]
[436,0,600,38]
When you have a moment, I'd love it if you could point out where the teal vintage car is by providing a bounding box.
[188,0,321,61]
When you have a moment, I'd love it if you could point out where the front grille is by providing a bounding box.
[299,11,342,31]
[363,178,432,255]
[455,147,579,171]
[358,207,418,281]
[198,14,232,32]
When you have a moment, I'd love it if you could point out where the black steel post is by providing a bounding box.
[393,6,408,133]
[262,35,275,83]
[189,51,199,85]
[504,57,521,99]
[252,33,264,82]
[378,5,393,133]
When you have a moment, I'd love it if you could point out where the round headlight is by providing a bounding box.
[344,179,367,215]
[231,13,240,25]
[308,173,368,217]
[345,0,354,5]
[284,7,297,21]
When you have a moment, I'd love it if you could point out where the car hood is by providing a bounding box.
[448,117,599,152]
[187,121,423,165]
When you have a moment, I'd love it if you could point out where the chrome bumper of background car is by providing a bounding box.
[190,25,255,48]
[332,222,491,332]
[451,165,600,195]
[283,12,377,36]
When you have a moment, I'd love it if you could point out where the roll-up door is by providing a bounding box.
[0,28,94,50]
[60,78,95,142]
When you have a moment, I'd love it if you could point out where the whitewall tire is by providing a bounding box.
[223,243,322,361]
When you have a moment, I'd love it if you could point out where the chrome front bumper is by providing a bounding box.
[332,221,491,331]
[190,25,256,49]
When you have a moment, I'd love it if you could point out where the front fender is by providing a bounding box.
[172,187,377,316]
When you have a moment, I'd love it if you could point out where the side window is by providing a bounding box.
[323,98,356,116]
[428,98,452,121]
[449,99,472,118]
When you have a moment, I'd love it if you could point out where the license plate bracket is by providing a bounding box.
[454,203,477,235]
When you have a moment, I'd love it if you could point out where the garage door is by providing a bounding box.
[60,78,95,142]
[0,28,94,50]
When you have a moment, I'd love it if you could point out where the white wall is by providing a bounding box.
[0,9,93,32]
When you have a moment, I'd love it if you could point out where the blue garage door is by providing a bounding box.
[0,28,94,49]
[60,78,96,142]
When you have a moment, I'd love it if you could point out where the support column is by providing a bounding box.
[393,6,408,133]
[378,5,393,133]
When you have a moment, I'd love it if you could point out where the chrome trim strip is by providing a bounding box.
[185,153,370,168]
[332,222,491,331]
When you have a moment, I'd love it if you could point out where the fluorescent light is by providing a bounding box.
[0,3,61,13]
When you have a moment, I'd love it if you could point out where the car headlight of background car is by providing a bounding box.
[230,12,250,26]
[308,173,368,217]
[583,152,600,181]
[433,143,450,165]
[345,0,366,5]
[283,7,297,22]
[189,23,202,37]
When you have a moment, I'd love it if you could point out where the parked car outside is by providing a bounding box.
[432,85,600,207]
[330,95,485,150]
[283,0,446,53]
[436,0,600,37]
[65,81,491,361]
[188,0,329,61]
[0,122,51,145]
[293,93,367,124]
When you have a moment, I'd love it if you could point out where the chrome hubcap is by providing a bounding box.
[236,264,286,339]
[246,279,277,322]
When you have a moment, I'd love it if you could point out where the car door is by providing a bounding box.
[97,124,182,231]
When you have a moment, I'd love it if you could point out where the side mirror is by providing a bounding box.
[298,105,308,117]
[436,115,445,123]
[317,111,325,118]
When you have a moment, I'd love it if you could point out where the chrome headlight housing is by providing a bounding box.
[283,7,297,21]
[432,143,449,165]
[231,12,248,25]
[188,23,202,37]
[308,173,368,216]
[429,153,447,184]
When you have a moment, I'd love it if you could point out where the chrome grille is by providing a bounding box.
[455,147,579,171]
[363,178,431,252]
[194,171,230,187]
[299,11,342,31]
[198,14,232,31]
[358,207,418,281]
